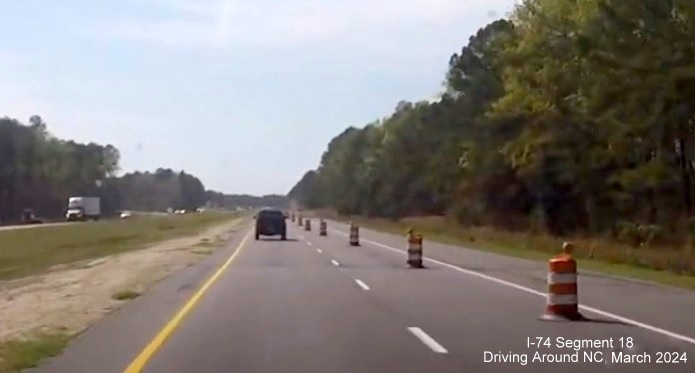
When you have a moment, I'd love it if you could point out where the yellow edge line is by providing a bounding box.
[122,229,252,373]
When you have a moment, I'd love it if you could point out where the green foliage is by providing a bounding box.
[111,290,141,300]
[289,0,695,240]
[112,168,208,212]
[0,331,71,372]
[0,116,122,222]
[614,221,663,247]
[0,116,239,222]
[204,192,288,209]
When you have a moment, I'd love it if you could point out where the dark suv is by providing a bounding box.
[255,209,287,240]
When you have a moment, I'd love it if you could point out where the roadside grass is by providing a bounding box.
[111,290,141,301]
[193,234,227,252]
[0,331,71,373]
[197,238,213,246]
[191,247,215,255]
[324,214,695,290]
[0,212,243,281]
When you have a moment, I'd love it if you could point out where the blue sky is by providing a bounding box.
[0,0,517,195]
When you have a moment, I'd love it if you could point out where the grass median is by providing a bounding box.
[0,212,243,281]
[321,213,695,290]
[0,331,71,373]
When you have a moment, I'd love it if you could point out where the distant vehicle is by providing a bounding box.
[66,196,101,221]
[254,208,287,240]
[120,211,132,219]
[174,209,186,215]
[21,208,43,224]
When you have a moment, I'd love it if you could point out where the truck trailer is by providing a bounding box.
[66,196,101,221]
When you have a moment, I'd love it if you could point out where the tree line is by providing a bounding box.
[204,192,289,210]
[0,116,286,223]
[289,0,695,244]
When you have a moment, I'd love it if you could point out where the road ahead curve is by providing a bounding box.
[33,220,695,372]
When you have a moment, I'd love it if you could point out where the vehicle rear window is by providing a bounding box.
[258,210,283,219]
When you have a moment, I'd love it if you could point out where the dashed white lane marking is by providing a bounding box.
[317,249,323,253]
[407,327,448,354]
[306,241,313,246]
[354,279,370,290]
[331,259,340,267]
[328,227,695,346]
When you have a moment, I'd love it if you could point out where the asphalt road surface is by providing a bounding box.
[0,222,71,231]
[33,219,695,373]
[0,212,178,231]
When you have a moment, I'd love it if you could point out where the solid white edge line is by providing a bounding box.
[354,279,370,290]
[331,259,340,267]
[407,327,448,354]
[328,227,695,346]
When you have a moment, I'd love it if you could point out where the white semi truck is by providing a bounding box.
[66,196,101,221]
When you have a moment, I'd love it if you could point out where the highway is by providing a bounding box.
[33,219,695,372]
[0,212,174,231]
[0,222,71,231]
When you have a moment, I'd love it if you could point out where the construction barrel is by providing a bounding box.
[319,219,327,236]
[406,229,424,268]
[349,221,360,246]
[540,242,584,321]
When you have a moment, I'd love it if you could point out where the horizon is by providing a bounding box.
[0,0,517,195]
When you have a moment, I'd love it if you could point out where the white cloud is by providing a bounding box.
[102,0,513,49]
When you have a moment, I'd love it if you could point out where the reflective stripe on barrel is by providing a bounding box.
[408,236,422,251]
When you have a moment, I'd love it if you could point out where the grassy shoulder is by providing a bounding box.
[111,290,141,301]
[324,214,695,290]
[0,331,71,373]
[0,212,243,281]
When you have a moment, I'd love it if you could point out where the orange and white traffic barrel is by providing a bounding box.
[349,221,360,246]
[406,229,424,268]
[304,219,311,231]
[319,219,327,236]
[540,242,584,321]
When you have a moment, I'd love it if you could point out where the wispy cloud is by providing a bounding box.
[101,0,509,49]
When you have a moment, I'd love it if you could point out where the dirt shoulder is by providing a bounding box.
[0,218,245,343]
